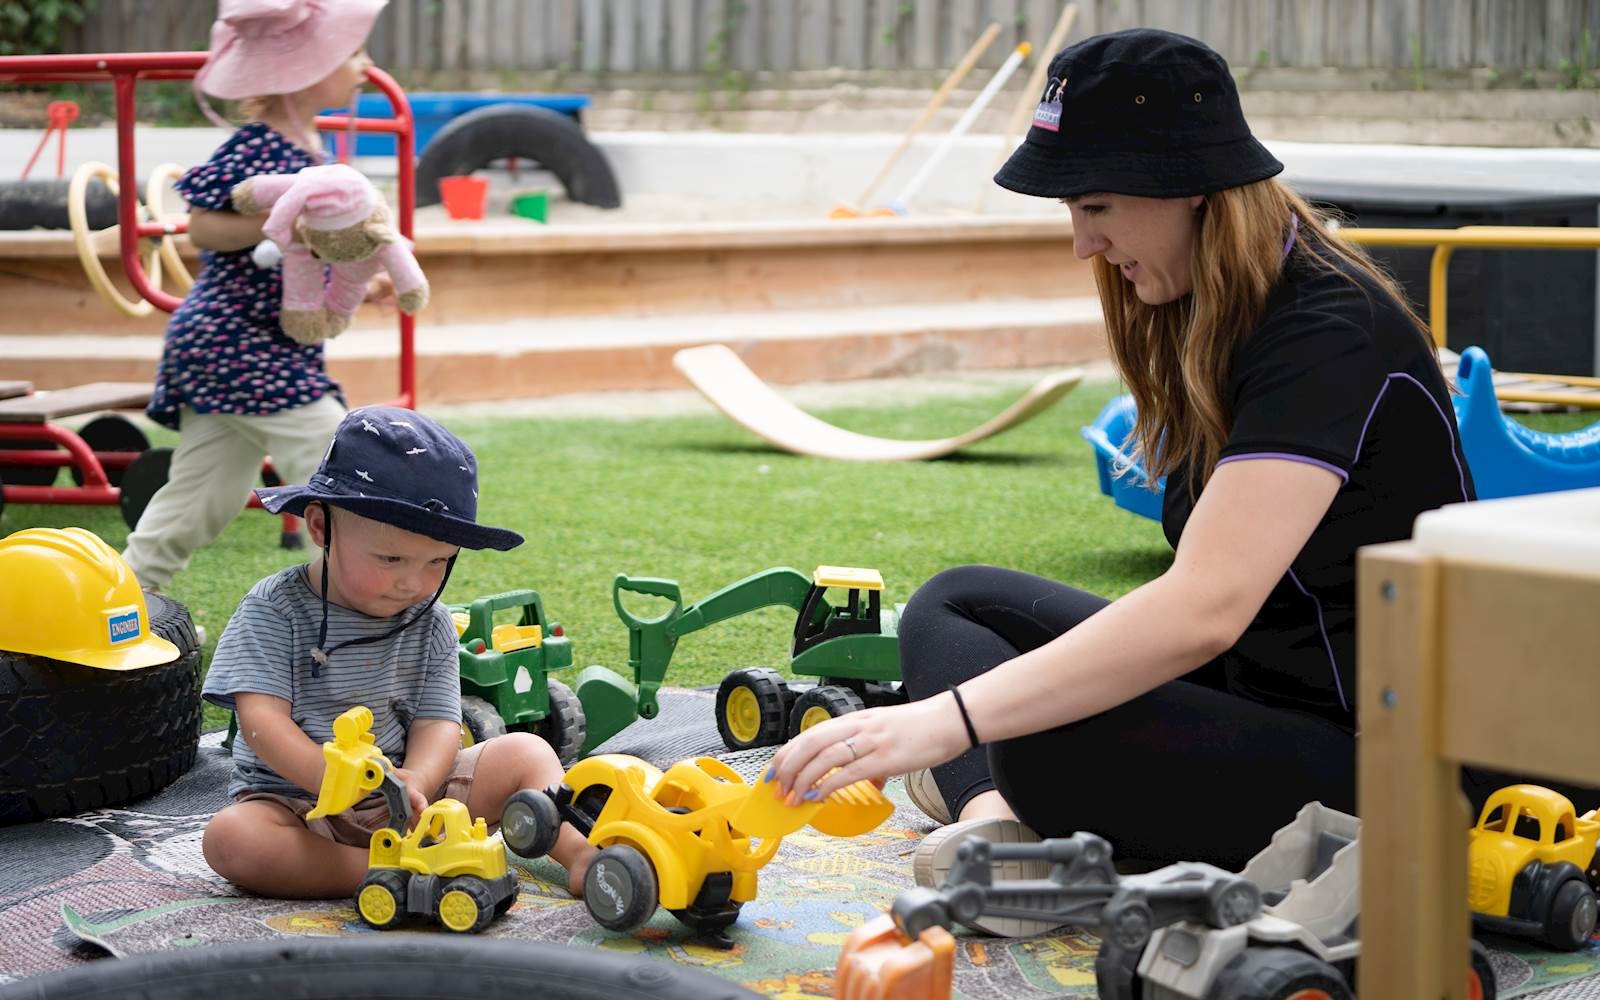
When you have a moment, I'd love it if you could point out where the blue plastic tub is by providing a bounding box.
[1080,394,1166,522]
[346,92,591,158]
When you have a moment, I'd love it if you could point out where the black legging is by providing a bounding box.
[900,564,1598,871]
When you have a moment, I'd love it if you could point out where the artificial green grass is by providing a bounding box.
[3,381,1593,733]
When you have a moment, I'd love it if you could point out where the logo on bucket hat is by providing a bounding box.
[255,405,522,551]
[995,29,1282,200]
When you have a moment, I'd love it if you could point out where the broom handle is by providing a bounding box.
[975,2,1079,212]
[854,21,1003,208]
[891,41,1031,211]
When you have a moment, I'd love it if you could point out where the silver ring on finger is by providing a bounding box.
[843,737,859,761]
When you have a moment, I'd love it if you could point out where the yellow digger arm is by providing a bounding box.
[306,706,392,821]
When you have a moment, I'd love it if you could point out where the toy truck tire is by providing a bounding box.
[584,843,659,932]
[502,788,562,858]
[356,869,410,930]
[786,684,866,740]
[0,591,201,824]
[438,875,499,933]
[716,668,789,750]
[1470,938,1499,1000]
[1544,878,1598,950]
[460,695,508,748]
[1207,946,1352,1000]
[533,678,586,766]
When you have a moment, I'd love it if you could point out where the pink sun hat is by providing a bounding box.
[195,0,387,101]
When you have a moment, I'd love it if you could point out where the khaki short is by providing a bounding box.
[237,742,488,848]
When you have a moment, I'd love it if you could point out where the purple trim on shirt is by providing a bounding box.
[1215,451,1349,482]
[1282,213,1299,262]
[1352,372,1471,503]
[1287,568,1349,714]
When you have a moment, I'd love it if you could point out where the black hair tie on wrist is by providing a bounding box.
[948,685,981,748]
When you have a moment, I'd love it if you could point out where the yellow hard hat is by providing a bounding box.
[0,527,180,670]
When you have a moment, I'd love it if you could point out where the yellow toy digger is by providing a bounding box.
[308,706,518,934]
[499,752,894,946]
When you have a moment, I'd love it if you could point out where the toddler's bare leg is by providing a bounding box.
[466,731,598,897]
[203,799,369,898]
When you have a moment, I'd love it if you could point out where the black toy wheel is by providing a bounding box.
[584,843,658,932]
[1470,937,1499,1000]
[0,436,59,486]
[502,788,561,858]
[785,684,866,740]
[0,591,202,824]
[532,677,587,765]
[437,875,498,933]
[1544,878,1598,950]
[461,694,508,748]
[355,869,409,930]
[0,935,768,999]
[716,667,788,750]
[1205,875,1263,927]
[71,413,151,487]
[118,445,172,530]
[1207,946,1353,1000]
[416,103,622,210]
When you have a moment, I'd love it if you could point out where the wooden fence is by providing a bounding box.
[69,0,1600,76]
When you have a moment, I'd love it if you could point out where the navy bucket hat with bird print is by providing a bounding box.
[256,405,522,551]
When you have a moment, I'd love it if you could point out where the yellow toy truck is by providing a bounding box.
[1468,784,1600,950]
[308,706,519,934]
[500,752,893,945]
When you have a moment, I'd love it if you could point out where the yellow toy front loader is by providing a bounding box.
[309,706,518,933]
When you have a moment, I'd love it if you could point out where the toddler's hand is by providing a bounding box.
[390,766,431,828]
[364,272,397,311]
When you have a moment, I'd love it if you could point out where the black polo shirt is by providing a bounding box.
[1162,248,1476,727]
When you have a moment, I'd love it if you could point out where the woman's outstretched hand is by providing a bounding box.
[764,692,971,805]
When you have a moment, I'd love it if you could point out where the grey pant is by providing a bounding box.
[122,397,344,589]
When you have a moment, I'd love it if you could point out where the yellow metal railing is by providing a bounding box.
[1339,225,1600,409]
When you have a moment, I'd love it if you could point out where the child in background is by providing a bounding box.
[123,0,393,592]
[201,406,595,899]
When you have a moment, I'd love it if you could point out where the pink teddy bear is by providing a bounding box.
[231,163,429,345]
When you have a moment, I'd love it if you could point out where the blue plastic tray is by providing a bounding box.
[344,92,591,158]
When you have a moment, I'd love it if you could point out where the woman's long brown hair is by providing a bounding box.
[1094,178,1429,495]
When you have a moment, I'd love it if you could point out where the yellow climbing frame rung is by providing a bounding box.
[1340,225,1600,409]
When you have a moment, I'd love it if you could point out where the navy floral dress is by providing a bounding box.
[147,123,343,431]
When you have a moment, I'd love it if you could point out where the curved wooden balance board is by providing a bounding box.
[673,344,1083,462]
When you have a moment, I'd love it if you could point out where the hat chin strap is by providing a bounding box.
[308,501,457,678]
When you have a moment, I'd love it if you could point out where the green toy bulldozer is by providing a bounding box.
[611,565,905,751]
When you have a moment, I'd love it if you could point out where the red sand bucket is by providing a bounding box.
[438,175,489,220]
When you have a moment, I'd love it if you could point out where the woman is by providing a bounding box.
[766,27,1512,937]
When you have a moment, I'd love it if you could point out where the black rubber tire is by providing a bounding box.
[1471,937,1498,1000]
[0,592,202,825]
[502,788,562,859]
[1544,878,1598,950]
[355,868,409,930]
[532,678,586,766]
[715,667,788,751]
[1206,946,1353,1000]
[585,843,659,932]
[461,693,509,748]
[785,684,866,740]
[118,446,172,530]
[438,875,498,934]
[0,437,59,487]
[0,934,766,999]
[0,177,117,231]
[71,414,151,488]
[415,104,622,210]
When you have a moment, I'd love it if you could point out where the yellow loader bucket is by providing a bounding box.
[306,707,389,820]
[730,772,892,839]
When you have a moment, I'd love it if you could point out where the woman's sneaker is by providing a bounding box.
[912,817,1063,937]
[902,767,952,825]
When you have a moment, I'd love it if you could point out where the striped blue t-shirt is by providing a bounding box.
[202,564,461,799]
